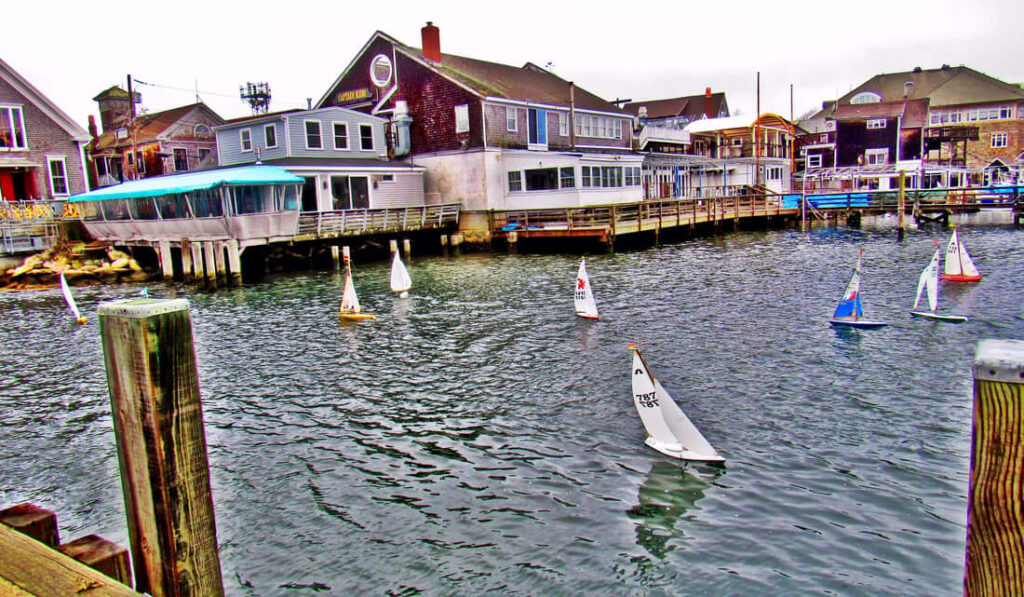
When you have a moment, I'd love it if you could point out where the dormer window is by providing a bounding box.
[851,91,882,104]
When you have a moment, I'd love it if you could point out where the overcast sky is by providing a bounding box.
[6,0,1023,130]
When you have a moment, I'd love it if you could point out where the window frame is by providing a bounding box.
[0,106,28,150]
[47,156,69,196]
[866,119,887,129]
[240,128,253,152]
[359,124,374,151]
[172,147,189,172]
[332,122,349,150]
[807,153,823,168]
[264,123,278,149]
[454,104,470,134]
[865,148,888,165]
[304,120,323,150]
[508,170,522,192]
[506,106,518,132]
[991,132,1008,148]
[560,166,575,189]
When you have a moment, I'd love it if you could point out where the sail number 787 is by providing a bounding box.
[635,391,658,408]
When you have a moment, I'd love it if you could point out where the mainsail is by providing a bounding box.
[340,264,362,314]
[832,250,865,321]
[390,252,412,296]
[942,229,982,280]
[574,258,599,320]
[59,273,87,324]
[913,248,941,313]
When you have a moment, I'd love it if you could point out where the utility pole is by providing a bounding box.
[127,74,138,181]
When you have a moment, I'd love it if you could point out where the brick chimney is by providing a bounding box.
[704,87,713,119]
[422,22,441,63]
[92,87,132,134]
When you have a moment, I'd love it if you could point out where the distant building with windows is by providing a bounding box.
[0,56,90,201]
[87,86,224,188]
[796,65,1024,191]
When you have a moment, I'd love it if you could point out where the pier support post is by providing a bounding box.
[403,238,411,257]
[98,299,224,597]
[191,242,205,285]
[213,242,227,285]
[507,230,518,252]
[389,239,398,255]
[226,240,242,286]
[331,245,340,269]
[202,242,217,288]
[180,239,193,283]
[450,233,463,248]
[0,503,59,547]
[966,339,1024,596]
[158,241,173,280]
[897,171,906,240]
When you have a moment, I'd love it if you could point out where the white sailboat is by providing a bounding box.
[629,346,724,463]
[940,229,983,282]
[829,249,887,329]
[59,272,87,325]
[574,257,599,320]
[389,251,412,298]
[338,259,375,321]
[911,244,967,323]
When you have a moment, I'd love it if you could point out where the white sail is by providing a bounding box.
[630,349,723,462]
[340,264,361,313]
[59,273,85,324]
[943,229,981,278]
[389,252,412,295]
[574,258,599,320]
[913,249,940,312]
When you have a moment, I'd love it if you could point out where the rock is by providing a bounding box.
[11,255,43,277]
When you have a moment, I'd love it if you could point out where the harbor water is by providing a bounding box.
[3,220,1024,595]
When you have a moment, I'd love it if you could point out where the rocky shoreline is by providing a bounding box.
[1,242,154,290]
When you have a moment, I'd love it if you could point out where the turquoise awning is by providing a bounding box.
[70,165,303,202]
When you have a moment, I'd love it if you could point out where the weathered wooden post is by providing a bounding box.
[897,171,906,240]
[403,238,411,257]
[213,242,228,285]
[389,239,398,255]
[180,239,193,284]
[98,299,224,596]
[330,245,340,269]
[158,241,174,280]
[966,339,1024,596]
[190,242,205,284]
[226,240,242,286]
[202,242,217,289]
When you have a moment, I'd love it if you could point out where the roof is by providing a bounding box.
[621,92,728,120]
[93,86,131,102]
[839,65,1024,107]
[0,57,89,142]
[318,31,624,115]
[222,108,304,126]
[832,99,930,127]
[265,157,425,171]
[70,165,302,202]
[92,103,224,151]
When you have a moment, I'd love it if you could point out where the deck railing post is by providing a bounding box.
[98,299,224,597]
[966,339,1024,596]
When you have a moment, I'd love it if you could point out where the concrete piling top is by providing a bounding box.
[974,339,1024,384]
[97,299,190,319]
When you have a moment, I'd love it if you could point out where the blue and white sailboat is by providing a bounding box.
[829,249,887,329]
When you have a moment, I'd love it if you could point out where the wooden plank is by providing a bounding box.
[0,524,141,597]
[967,340,1024,596]
[57,534,132,587]
[98,299,224,597]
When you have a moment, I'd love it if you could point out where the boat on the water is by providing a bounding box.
[940,229,983,282]
[829,249,887,329]
[389,251,412,298]
[59,273,87,325]
[911,243,967,323]
[339,259,375,321]
[574,257,599,320]
[629,345,724,464]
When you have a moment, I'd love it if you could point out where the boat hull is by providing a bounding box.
[939,274,983,282]
[829,319,887,329]
[575,313,599,321]
[645,437,725,464]
[339,312,376,321]
[910,310,968,323]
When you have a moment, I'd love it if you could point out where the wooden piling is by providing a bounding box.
[190,242,205,284]
[403,238,411,257]
[331,245,340,269]
[966,339,1024,596]
[213,242,227,285]
[57,534,132,587]
[897,171,906,240]
[202,242,217,288]
[98,299,224,597]
[0,503,59,547]
[389,239,398,255]
[226,240,242,286]
[158,241,174,280]
[180,239,193,283]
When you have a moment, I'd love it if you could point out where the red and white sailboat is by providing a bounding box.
[574,257,599,320]
[940,229,983,282]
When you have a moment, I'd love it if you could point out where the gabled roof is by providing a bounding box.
[0,56,89,142]
[92,103,223,151]
[684,113,790,134]
[318,31,624,115]
[833,99,930,128]
[839,65,1024,107]
[621,92,728,121]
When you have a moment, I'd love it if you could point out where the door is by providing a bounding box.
[301,177,318,211]
[350,176,369,209]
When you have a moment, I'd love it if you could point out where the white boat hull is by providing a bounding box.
[910,310,968,323]
[645,437,726,463]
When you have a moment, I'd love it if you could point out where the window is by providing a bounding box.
[194,124,211,137]
[506,106,517,132]
[625,167,641,186]
[240,128,253,152]
[765,166,783,181]
[850,91,882,104]
[865,148,888,165]
[1000,106,1013,119]
[360,124,373,150]
[732,137,743,146]
[333,123,348,149]
[560,166,575,188]
[528,108,547,147]
[574,115,622,140]
[991,133,1008,148]
[0,106,27,149]
[173,148,188,171]
[866,119,887,129]
[198,147,211,162]
[558,113,567,137]
[305,120,322,149]
[134,151,146,174]
[601,166,622,187]
[264,124,277,148]
[807,154,823,168]
[524,167,558,190]
[454,104,469,134]
[508,171,522,192]
[47,157,69,196]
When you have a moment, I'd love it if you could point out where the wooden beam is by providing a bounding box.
[0,524,141,597]
[0,504,58,547]
[98,299,224,597]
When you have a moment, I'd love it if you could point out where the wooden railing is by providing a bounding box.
[295,203,461,239]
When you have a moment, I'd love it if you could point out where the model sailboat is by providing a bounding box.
[829,249,887,329]
[338,259,375,321]
[911,243,967,322]
[574,257,599,320]
[59,273,87,325]
[389,251,412,298]
[940,229,983,282]
[629,345,724,463]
